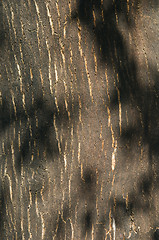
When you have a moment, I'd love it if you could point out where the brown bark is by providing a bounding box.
[0,0,159,239]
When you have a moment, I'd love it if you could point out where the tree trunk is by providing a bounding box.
[0,0,159,239]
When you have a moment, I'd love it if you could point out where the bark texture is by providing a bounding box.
[0,0,159,239]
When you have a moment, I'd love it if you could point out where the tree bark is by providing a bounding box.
[0,0,159,239]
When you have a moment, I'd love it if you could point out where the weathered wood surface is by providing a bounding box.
[0,0,159,239]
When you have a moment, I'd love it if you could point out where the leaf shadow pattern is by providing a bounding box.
[71,0,159,238]
[0,0,158,239]
[0,94,79,172]
[0,92,80,238]
[71,0,140,102]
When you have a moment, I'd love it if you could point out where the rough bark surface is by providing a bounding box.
[0,0,159,239]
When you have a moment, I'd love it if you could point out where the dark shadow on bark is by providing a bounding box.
[80,168,97,237]
[81,210,92,236]
[153,229,159,240]
[71,0,159,238]
[81,167,96,195]
[0,0,158,238]
[0,95,79,173]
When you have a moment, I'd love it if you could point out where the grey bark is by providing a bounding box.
[0,0,159,239]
